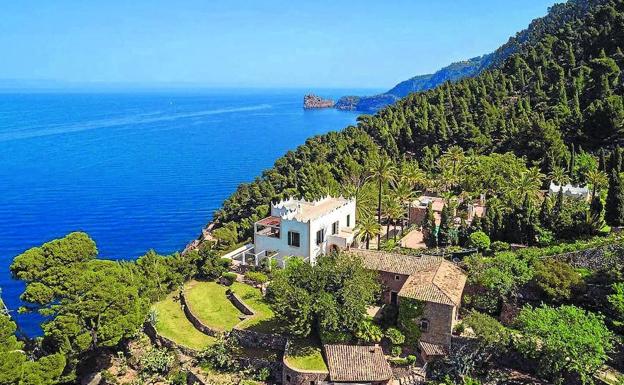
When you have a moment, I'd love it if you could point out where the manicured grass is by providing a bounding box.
[152,292,215,350]
[184,280,243,331]
[230,282,280,332]
[284,338,328,372]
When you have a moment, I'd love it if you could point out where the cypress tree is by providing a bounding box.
[423,203,436,247]
[568,144,576,177]
[539,195,552,229]
[606,169,624,226]
[609,147,622,173]
[599,148,607,172]
[438,205,452,247]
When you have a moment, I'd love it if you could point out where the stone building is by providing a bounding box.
[354,250,467,362]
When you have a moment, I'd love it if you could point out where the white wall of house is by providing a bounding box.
[308,200,356,264]
[254,198,356,266]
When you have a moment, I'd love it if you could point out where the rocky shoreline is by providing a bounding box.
[303,94,334,109]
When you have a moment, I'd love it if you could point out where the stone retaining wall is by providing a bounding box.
[238,356,283,382]
[143,322,199,357]
[281,340,329,385]
[227,290,255,316]
[231,328,287,351]
[550,243,623,271]
[179,291,220,337]
[282,361,328,385]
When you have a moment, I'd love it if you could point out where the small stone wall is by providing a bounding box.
[143,322,199,357]
[238,356,283,382]
[282,362,329,385]
[179,291,220,337]
[231,328,287,351]
[227,290,255,316]
[550,243,623,271]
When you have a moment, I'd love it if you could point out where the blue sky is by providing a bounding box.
[0,0,558,89]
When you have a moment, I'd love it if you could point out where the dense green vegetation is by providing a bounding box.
[6,1,624,384]
[265,253,379,341]
[7,233,225,383]
[338,0,609,112]
[213,0,624,249]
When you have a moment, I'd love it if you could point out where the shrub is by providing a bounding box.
[245,271,268,285]
[254,367,271,381]
[391,345,402,357]
[168,371,187,385]
[533,259,584,302]
[221,272,238,285]
[354,319,383,343]
[384,327,405,345]
[320,329,352,344]
[468,231,490,251]
[489,241,510,252]
[140,348,175,375]
[199,334,240,372]
[398,298,424,344]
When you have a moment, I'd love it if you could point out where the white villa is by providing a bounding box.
[549,182,590,200]
[225,196,357,267]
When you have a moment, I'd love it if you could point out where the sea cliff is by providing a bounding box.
[303,94,334,109]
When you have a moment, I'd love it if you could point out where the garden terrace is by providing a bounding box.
[184,280,244,331]
[230,282,281,332]
[284,338,328,372]
[151,292,216,350]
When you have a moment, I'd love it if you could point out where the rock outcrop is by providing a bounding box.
[303,94,334,109]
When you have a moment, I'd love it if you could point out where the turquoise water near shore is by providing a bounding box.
[0,89,368,335]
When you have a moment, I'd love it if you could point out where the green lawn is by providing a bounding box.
[284,338,328,372]
[184,280,244,331]
[152,292,215,350]
[230,282,281,332]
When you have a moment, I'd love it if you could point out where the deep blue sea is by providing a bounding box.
[0,89,368,336]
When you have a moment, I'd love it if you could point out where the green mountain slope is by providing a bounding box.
[335,0,609,112]
[214,0,624,239]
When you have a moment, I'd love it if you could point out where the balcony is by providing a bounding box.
[327,228,355,249]
[254,216,281,239]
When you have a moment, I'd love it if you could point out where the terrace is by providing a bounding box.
[255,216,281,238]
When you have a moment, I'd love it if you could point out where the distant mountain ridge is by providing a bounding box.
[335,0,607,112]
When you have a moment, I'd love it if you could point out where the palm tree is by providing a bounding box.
[441,146,465,176]
[548,166,570,187]
[369,155,396,250]
[391,178,417,228]
[386,198,405,242]
[510,167,544,204]
[440,146,465,189]
[355,215,381,250]
[585,169,608,199]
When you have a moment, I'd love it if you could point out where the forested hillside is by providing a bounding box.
[213,0,624,241]
[335,0,610,112]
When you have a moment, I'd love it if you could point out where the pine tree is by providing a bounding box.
[606,169,624,227]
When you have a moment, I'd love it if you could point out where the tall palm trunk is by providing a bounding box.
[394,219,398,242]
[366,235,370,249]
[377,178,382,250]
[386,221,390,241]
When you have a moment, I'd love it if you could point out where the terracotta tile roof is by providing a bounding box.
[353,249,442,275]
[352,250,466,307]
[324,344,392,382]
[419,341,448,356]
